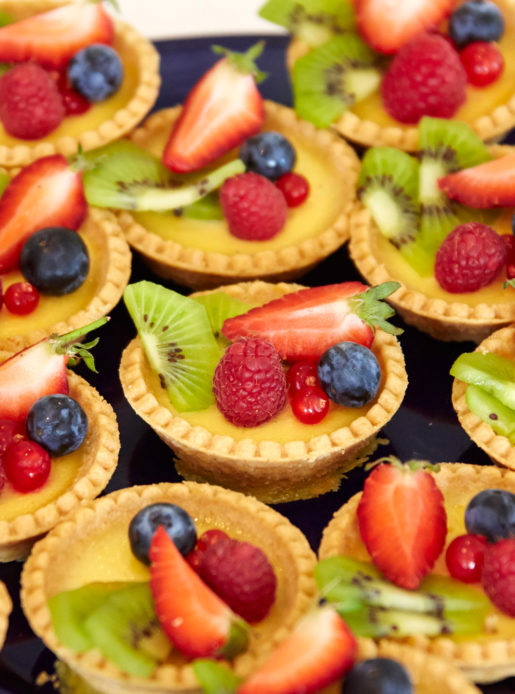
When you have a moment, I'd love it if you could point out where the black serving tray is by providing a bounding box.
[0,35,514,694]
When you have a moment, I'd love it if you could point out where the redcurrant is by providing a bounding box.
[4,282,39,315]
[291,386,330,425]
[503,234,515,280]
[187,529,229,571]
[276,172,309,207]
[445,533,488,583]
[56,71,91,116]
[460,42,504,87]
[287,361,319,397]
[4,439,51,492]
[0,418,25,456]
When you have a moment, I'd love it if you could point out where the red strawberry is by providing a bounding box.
[237,607,357,694]
[357,458,447,590]
[0,154,86,273]
[221,282,401,363]
[162,43,265,173]
[0,317,107,422]
[438,152,515,208]
[149,525,249,659]
[356,0,454,54]
[0,3,113,69]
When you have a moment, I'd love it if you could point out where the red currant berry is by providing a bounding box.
[276,172,309,207]
[61,86,91,116]
[460,42,504,87]
[4,282,39,315]
[291,386,330,425]
[187,529,229,571]
[3,439,51,492]
[503,235,515,280]
[286,361,319,397]
[0,419,25,456]
[445,533,488,583]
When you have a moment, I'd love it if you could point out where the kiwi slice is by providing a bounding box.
[466,384,515,443]
[55,661,102,694]
[0,170,9,198]
[124,281,221,412]
[259,0,356,47]
[84,582,172,678]
[292,34,380,128]
[179,192,224,220]
[418,117,492,254]
[81,140,244,211]
[451,351,515,411]
[192,292,252,343]
[193,659,241,694]
[358,147,433,276]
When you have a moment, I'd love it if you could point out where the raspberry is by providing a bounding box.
[197,537,277,623]
[434,223,507,293]
[0,63,65,139]
[186,529,229,571]
[381,33,467,124]
[220,172,287,240]
[213,337,287,427]
[481,539,515,616]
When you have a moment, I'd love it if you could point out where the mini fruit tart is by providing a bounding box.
[0,0,160,167]
[318,460,515,684]
[0,319,120,561]
[0,581,11,649]
[119,279,407,503]
[265,0,515,150]
[20,481,317,694]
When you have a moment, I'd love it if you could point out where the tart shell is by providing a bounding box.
[119,281,408,503]
[319,462,515,683]
[117,101,360,290]
[0,581,11,650]
[21,481,318,694]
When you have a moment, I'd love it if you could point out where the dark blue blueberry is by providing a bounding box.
[20,227,89,296]
[26,395,88,457]
[465,488,515,542]
[449,0,505,48]
[129,503,197,565]
[317,342,381,408]
[342,658,413,694]
[239,131,295,180]
[68,44,123,102]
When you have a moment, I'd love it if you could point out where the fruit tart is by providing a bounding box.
[82,42,360,290]
[119,278,407,503]
[0,581,11,650]
[262,0,515,150]
[350,117,515,342]
[20,481,318,693]
[0,319,120,561]
[318,458,515,683]
[0,0,160,167]
[0,153,131,352]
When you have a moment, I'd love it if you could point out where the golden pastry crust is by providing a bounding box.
[0,581,11,650]
[0,370,120,561]
[0,0,160,167]
[21,481,318,694]
[452,324,515,472]
[119,280,407,503]
[117,101,360,290]
[319,462,515,683]
[0,207,132,353]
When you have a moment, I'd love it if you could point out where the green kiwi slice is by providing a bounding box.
[292,35,380,128]
[192,292,251,343]
[0,170,9,198]
[180,192,224,220]
[259,0,356,47]
[124,281,221,412]
[466,384,515,444]
[451,351,515,411]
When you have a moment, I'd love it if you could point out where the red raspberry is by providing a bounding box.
[481,539,515,616]
[460,42,504,88]
[0,63,64,139]
[434,223,507,293]
[220,172,287,240]
[213,337,287,427]
[381,33,467,124]
[197,537,277,623]
[186,529,229,571]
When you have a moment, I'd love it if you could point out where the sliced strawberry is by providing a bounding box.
[0,154,86,273]
[221,281,401,363]
[438,152,515,208]
[0,3,113,69]
[356,0,454,54]
[149,525,249,659]
[357,458,447,590]
[238,607,357,694]
[163,43,265,173]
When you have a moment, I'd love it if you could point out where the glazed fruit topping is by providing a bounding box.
[460,41,504,87]
[68,44,123,103]
[4,281,39,316]
[275,172,310,208]
[129,503,198,565]
[449,0,505,48]
[434,222,507,293]
[240,131,295,181]
[445,533,488,583]
[438,151,515,208]
[212,337,287,427]
[187,529,230,571]
[220,171,288,240]
[481,538,515,617]
[4,439,50,492]
[287,361,320,396]
[291,386,330,425]
[357,458,447,590]
[0,418,24,457]
[503,232,515,280]
[342,657,413,694]
[318,342,380,408]
[465,488,515,542]
[26,394,88,457]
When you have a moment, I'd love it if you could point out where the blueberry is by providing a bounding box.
[342,658,413,694]
[68,44,124,102]
[449,0,505,48]
[239,131,295,180]
[20,227,89,296]
[26,395,88,456]
[129,503,197,565]
[317,342,381,408]
[465,489,515,542]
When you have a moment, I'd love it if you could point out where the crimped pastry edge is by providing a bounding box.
[0,581,11,650]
